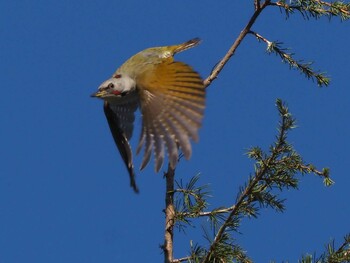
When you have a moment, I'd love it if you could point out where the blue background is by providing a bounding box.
[1,1,349,262]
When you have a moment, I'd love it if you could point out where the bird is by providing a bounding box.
[91,38,206,192]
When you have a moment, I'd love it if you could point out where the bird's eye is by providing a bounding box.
[108,83,114,89]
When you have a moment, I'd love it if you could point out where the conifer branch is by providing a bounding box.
[270,0,350,20]
[249,30,330,86]
[295,234,350,262]
[198,99,332,263]
[172,100,334,262]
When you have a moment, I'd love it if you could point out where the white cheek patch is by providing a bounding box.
[120,76,136,93]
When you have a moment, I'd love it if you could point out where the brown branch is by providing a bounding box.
[163,164,175,263]
[254,0,261,10]
[298,164,327,177]
[203,0,271,88]
[249,30,271,45]
[172,256,191,263]
[177,206,235,218]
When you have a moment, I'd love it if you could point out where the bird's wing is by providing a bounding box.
[136,60,205,172]
[106,93,139,140]
[103,94,139,193]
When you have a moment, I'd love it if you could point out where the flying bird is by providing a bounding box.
[91,38,206,192]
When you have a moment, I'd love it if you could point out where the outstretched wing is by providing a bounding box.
[136,60,205,172]
[103,94,139,193]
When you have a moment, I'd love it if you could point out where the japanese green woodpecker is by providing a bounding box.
[91,38,206,192]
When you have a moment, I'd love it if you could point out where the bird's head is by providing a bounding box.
[91,74,136,101]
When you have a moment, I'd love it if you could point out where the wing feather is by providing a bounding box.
[107,93,139,140]
[136,61,205,171]
[103,100,139,193]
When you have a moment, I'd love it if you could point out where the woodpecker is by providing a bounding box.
[91,38,206,192]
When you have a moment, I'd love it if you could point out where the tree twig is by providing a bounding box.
[172,256,191,263]
[203,0,270,88]
[163,164,176,263]
[177,206,235,218]
[249,30,330,86]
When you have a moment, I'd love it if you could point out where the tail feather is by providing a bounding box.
[173,38,201,54]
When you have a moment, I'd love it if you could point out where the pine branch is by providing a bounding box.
[270,0,350,20]
[320,234,350,262]
[249,30,330,86]
[199,99,332,263]
[296,234,350,262]
[172,100,334,262]
[200,104,290,263]
[173,175,211,232]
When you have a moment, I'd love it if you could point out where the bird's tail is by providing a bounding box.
[173,38,201,54]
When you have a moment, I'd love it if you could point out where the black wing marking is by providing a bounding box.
[103,100,139,193]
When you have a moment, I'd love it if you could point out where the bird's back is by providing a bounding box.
[114,38,201,78]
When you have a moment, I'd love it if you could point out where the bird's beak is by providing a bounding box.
[90,90,107,98]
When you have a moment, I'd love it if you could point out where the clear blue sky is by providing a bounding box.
[1,1,349,262]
